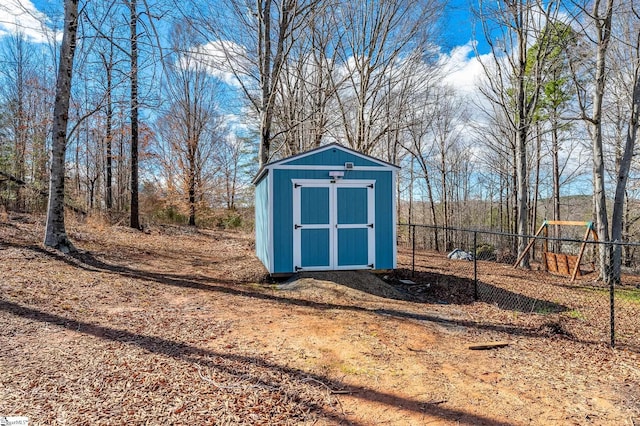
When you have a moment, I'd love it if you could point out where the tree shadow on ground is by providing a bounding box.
[390,268,568,314]
[3,242,592,345]
[476,282,568,314]
[0,299,515,426]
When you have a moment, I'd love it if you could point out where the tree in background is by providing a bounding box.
[0,31,54,212]
[477,0,562,267]
[609,2,640,282]
[329,0,439,155]
[155,21,224,226]
[568,0,614,281]
[180,0,321,168]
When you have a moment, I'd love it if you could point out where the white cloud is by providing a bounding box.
[0,0,59,43]
[438,41,489,98]
[187,40,252,87]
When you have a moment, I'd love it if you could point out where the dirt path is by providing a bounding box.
[1,215,639,424]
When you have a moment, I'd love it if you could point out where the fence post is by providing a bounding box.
[411,225,416,277]
[610,241,616,348]
[474,230,478,301]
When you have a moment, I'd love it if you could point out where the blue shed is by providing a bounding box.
[253,143,399,274]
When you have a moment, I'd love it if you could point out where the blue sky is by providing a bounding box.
[0,0,490,109]
[10,0,488,54]
[442,0,488,54]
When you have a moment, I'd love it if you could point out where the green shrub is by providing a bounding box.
[152,205,188,225]
[219,211,243,229]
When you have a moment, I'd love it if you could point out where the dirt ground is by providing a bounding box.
[1,214,639,425]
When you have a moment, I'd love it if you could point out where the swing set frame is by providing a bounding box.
[513,220,599,281]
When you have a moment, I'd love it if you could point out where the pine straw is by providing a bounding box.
[1,214,640,424]
[0,216,343,424]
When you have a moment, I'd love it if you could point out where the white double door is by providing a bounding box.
[292,180,375,271]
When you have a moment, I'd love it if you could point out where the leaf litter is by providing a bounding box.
[0,214,639,425]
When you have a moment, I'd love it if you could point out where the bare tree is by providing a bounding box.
[430,87,468,248]
[98,32,117,210]
[400,82,441,248]
[329,0,439,155]
[610,3,640,282]
[214,135,246,210]
[178,0,320,167]
[273,9,340,157]
[44,0,79,252]
[128,0,141,229]
[567,0,614,281]
[157,21,223,226]
[0,32,55,211]
[477,0,561,267]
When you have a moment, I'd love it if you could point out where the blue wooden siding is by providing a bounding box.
[373,171,394,269]
[271,168,395,273]
[254,175,270,270]
[282,147,381,167]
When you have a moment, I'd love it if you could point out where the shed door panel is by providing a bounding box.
[301,187,330,224]
[337,187,368,224]
[294,185,332,270]
[301,228,330,267]
[336,186,374,268]
[337,228,369,266]
[299,186,330,268]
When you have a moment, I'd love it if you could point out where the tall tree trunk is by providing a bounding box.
[590,0,613,281]
[44,0,79,253]
[130,0,140,229]
[188,172,196,226]
[118,130,125,211]
[531,126,542,259]
[515,6,530,268]
[408,158,414,224]
[611,48,640,283]
[440,138,449,250]
[551,111,561,252]
[423,170,439,252]
[15,36,27,211]
[102,49,114,211]
[258,0,272,168]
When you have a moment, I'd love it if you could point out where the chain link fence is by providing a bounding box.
[397,223,640,350]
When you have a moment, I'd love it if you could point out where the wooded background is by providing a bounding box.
[1,0,639,279]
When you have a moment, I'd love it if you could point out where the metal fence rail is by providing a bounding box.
[397,223,640,349]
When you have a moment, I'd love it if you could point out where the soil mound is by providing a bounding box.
[278,270,411,302]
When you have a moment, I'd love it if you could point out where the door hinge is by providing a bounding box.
[295,266,302,271]
[368,223,374,228]
[368,184,374,188]
[368,264,374,268]
[294,183,301,188]
[294,224,302,229]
